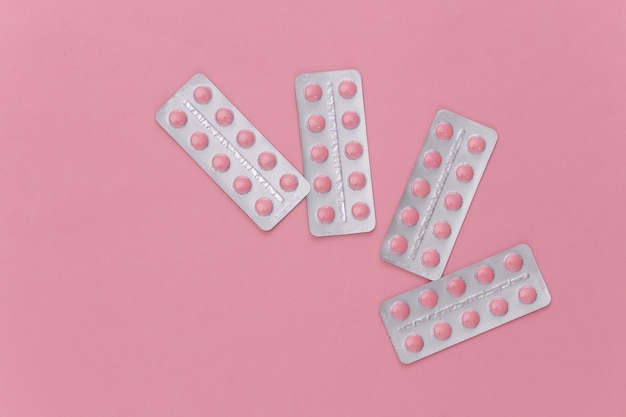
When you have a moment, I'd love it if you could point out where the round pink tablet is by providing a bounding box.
[468,135,486,154]
[212,154,230,172]
[518,286,537,304]
[421,249,440,268]
[433,322,452,340]
[348,171,367,190]
[456,164,474,182]
[304,84,323,101]
[307,114,326,133]
[258,152,277,170]
[279,174,298,192]
[423,150,442,169]
[215,107,234,126]
[233,176,252,194]
[193,86,212,104]
[401,207,419,226]
[447,277,466,296]
[389,235,408,254]
[190,132,208,150]
[310,144,329,163]
[462,310,480,328]
[405,334,424,352]
[338,80,357,99]
[490,298,508,316]
[236,130,255,148]
[444,192,463,211]
[435,122,453,140]
[168,110,187,128]
[391,301,410,320]
[351,202,370,220]
[341,111,360,129]
[411,178,430,197]
[313,175,332,193]
[475,265,495,284]
[317,205,335,224]
[255,198,273,216]
[344,141,363,159]
[504,253,523,272]
[433,221,451,239]
[419,289,438,309]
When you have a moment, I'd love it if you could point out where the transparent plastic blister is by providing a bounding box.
[295,69,376,236]
[156,73,310,231]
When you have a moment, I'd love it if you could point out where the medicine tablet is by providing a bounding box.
[233,176,252,194]
[419,289,438,308]
[475,265,495,284]
[518,286,537,304]
[348,171,367,190]
[504,253,523,272]
[304,84,323,102]
[433,322,452,340]
[435,122,453,140]
[279,174,298,192]
[190,132,209,150]
[258,152,277,170]
[345,141,363,159]
[461,310,480,328]
[341,111,360,129]
[193,86,212,104]
[169,110,187,128]
[392,301,410,320]
[236,130,256,148]
[212,154,230,172]
[401,207,419,226]
[255,198,273,216]
[310,144,329,163]
[421,249,440,268]
[338,80,357,99]
[307,114,325,133]
[317,205,335,223]
[411,178,430,198]
[313,175,332,193]
[390,236,408,254]
[351,202,370,220]
[215,107,234,126]
[489,298,508,316]
[433,221,451,239]
[405,334,424,352]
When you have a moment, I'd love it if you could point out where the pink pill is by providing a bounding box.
[447,277,466,296]
[389,236,408,254]
[317,205,335,224]
[307,114,325,133]
[338,80,357,99]
[433,221,451,239]
[193,86,212,104]
[313,175,332,193]
[258,152,277,170]
[468,135,486,153]
[462,310,480,328]
[279,174,298,192]
[304,84,323,101]
[456,164,474,182]
[190,132,208,150]
[405,334,424,352]
[475,265,495,284]
[348,171,367,190]
[391,301,410,320]
[344,141,363,159]
[435,122,453,140]
[236,130,255,148]
[401,207,419,226]
[255,198,273,216]
[233,176,252,194]
[490,298,508,316]
[168,110,187,128]
[444,192,463,211]
[215,108,234,126]
[411,178,430,197]
[433,322,452,340]
[518,286,537,304]
[423,150,442,169]
[419,289,438,309]
[310,144,329,163]
[342,111,360,129]
[504,253,523,272]
[212,154,230,172]
[351,202,370,220]
[421,249,440,268]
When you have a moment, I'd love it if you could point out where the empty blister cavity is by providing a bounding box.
[380,109,498,280]
[295,69,376,236]
[379,244,552,364]
[156,73,310,231]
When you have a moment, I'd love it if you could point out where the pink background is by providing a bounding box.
[1,0,625,415]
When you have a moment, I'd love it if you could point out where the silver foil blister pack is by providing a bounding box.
[380,109,497,280]
[156,73,310,231]
[380,244,552,364]
[295,69,376,236]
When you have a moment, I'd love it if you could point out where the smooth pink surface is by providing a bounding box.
[211,154,230,172]
[405,334,424,352]
[254,198,273,216]
[391,301,410,320]
[433,322,452,340]
[1,1,626,416]
[490,298,509,317]
[233,176,252,195]
[279,173,298,192]
[306,114,325,132]
[519,286,538,304]
[193,86,213,104]
[341,111,360,129]
[421,249,441,267]
[462,310,481,329]
[444,191,463,210]
[351,202,370,221]
[433,220,452,239]
[316,206,335,224]
[447,277,467,296]
[423,149,442,169]
[313,175,332,194]
[310,144,329,163]
[347,171,367,190]
[476,265,495,284]
[215,107,234,126]
[236,129,255,148]
[338,80,357,99]
[435,122,454,140]
[190,132,209,150]
[411,178,431,197]
[401,207,419,226]
[257,151,277,170]
[419,289,439,309]
[344,140,363,159]
[455,163,474,182]
[304,84,323,102]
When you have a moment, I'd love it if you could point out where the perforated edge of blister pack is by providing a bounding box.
[380,109,497,280]
[295,69,376,237]
[156,73,310,231]
[379,244,551,364]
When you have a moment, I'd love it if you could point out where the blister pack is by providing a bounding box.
[156,74,310,231]
[295,69,376,236]
[379,244,551,364]
[380,110,497,280]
